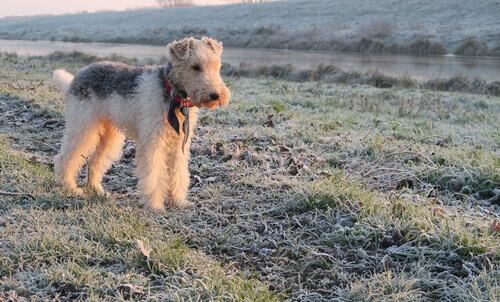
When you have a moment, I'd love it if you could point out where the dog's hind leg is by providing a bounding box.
[54,97,105,196]
[54,116,104,196]
[87,121,125,195]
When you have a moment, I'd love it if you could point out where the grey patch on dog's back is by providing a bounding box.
[69,61,146,99]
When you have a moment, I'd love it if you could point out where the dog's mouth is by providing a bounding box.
[190,88,230,109]
[200,99,223,109]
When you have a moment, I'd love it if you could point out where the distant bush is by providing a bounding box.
[0,50,18,59]
[397,74,418,88]
[315,64,341,78]
[0,31,13,40]
[181,26,208,36]
[157,0,195,8]
[268,64,296,78]
[489,43,500,56]
[62,36,93,43]
[337,38,448,55]
[358,20,396,39]
[252,25,281,36]
[402,39,447,55]
[454,38,489,56]
[43,51,139,65]
[422,75,500,95]
[364,71,398,88]
[46,51,99,63]
[344,37,388,53]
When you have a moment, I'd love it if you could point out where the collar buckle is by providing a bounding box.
[164,77,193,108]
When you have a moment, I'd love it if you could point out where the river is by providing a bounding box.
[1,39,499,81]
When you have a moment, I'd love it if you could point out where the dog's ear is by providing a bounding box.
[168,37,195,61]
[202,37,223,56]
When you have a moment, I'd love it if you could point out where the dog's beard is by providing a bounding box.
[202,100,223,109]
[191,91,223,109]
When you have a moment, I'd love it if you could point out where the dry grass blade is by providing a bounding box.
[313,132,350,162]
[491,220,500,235]
[25,137,57,151]
[369,166,443,190]
[362,108,381,141]
[0,190,35,199]
[359,136,444,191]
[362,144,439,177]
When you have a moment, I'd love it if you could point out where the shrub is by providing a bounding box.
[364,71,397,88]
[358,20,396,39]
[47,51,99,63]
[489,43,500,56]
[62,36,93,43]
[454,38,489,56]
[181,26,208,36]
[269,64,295,78]
[403,39,447,55]
[252,25,281,36]
[315,64,339,77]
[397,74,418,88]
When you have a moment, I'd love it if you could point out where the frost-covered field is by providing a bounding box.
[0,0,499,55]
[0,52,499,301]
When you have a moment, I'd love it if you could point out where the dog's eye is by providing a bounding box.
[192,65,201,71]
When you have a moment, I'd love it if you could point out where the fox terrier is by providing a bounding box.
[52,37,231,211]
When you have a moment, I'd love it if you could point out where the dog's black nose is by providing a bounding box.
[210,93,220,100]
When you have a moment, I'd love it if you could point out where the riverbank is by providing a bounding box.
[0,0,498,57]
[223,62,500,96]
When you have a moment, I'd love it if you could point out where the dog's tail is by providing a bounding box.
[52,69,74,94]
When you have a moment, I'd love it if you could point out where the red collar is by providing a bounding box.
[164,76,193,140]
[164,77,193,108]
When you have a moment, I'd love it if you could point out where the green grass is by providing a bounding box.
[0,54,499,301]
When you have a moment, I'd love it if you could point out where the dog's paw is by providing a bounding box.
[88,185,110,198]
[145,202,166,213]
[70,187,85,197]
[170,199,194,209]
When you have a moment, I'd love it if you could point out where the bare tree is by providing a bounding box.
[157,0,194,8]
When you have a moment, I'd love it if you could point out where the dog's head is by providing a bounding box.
[167,37,231,109]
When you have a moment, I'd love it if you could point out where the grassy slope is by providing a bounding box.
[0,0,499,54]
[0,54,499,301]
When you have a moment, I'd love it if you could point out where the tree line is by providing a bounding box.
[157,0,274,8]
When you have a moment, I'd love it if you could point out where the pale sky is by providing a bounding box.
[0,0,241,18]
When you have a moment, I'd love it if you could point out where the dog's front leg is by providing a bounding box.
[166,146,192,208]
[135,135,170,212]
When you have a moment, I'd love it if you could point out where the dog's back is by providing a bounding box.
[67,62,147,100]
